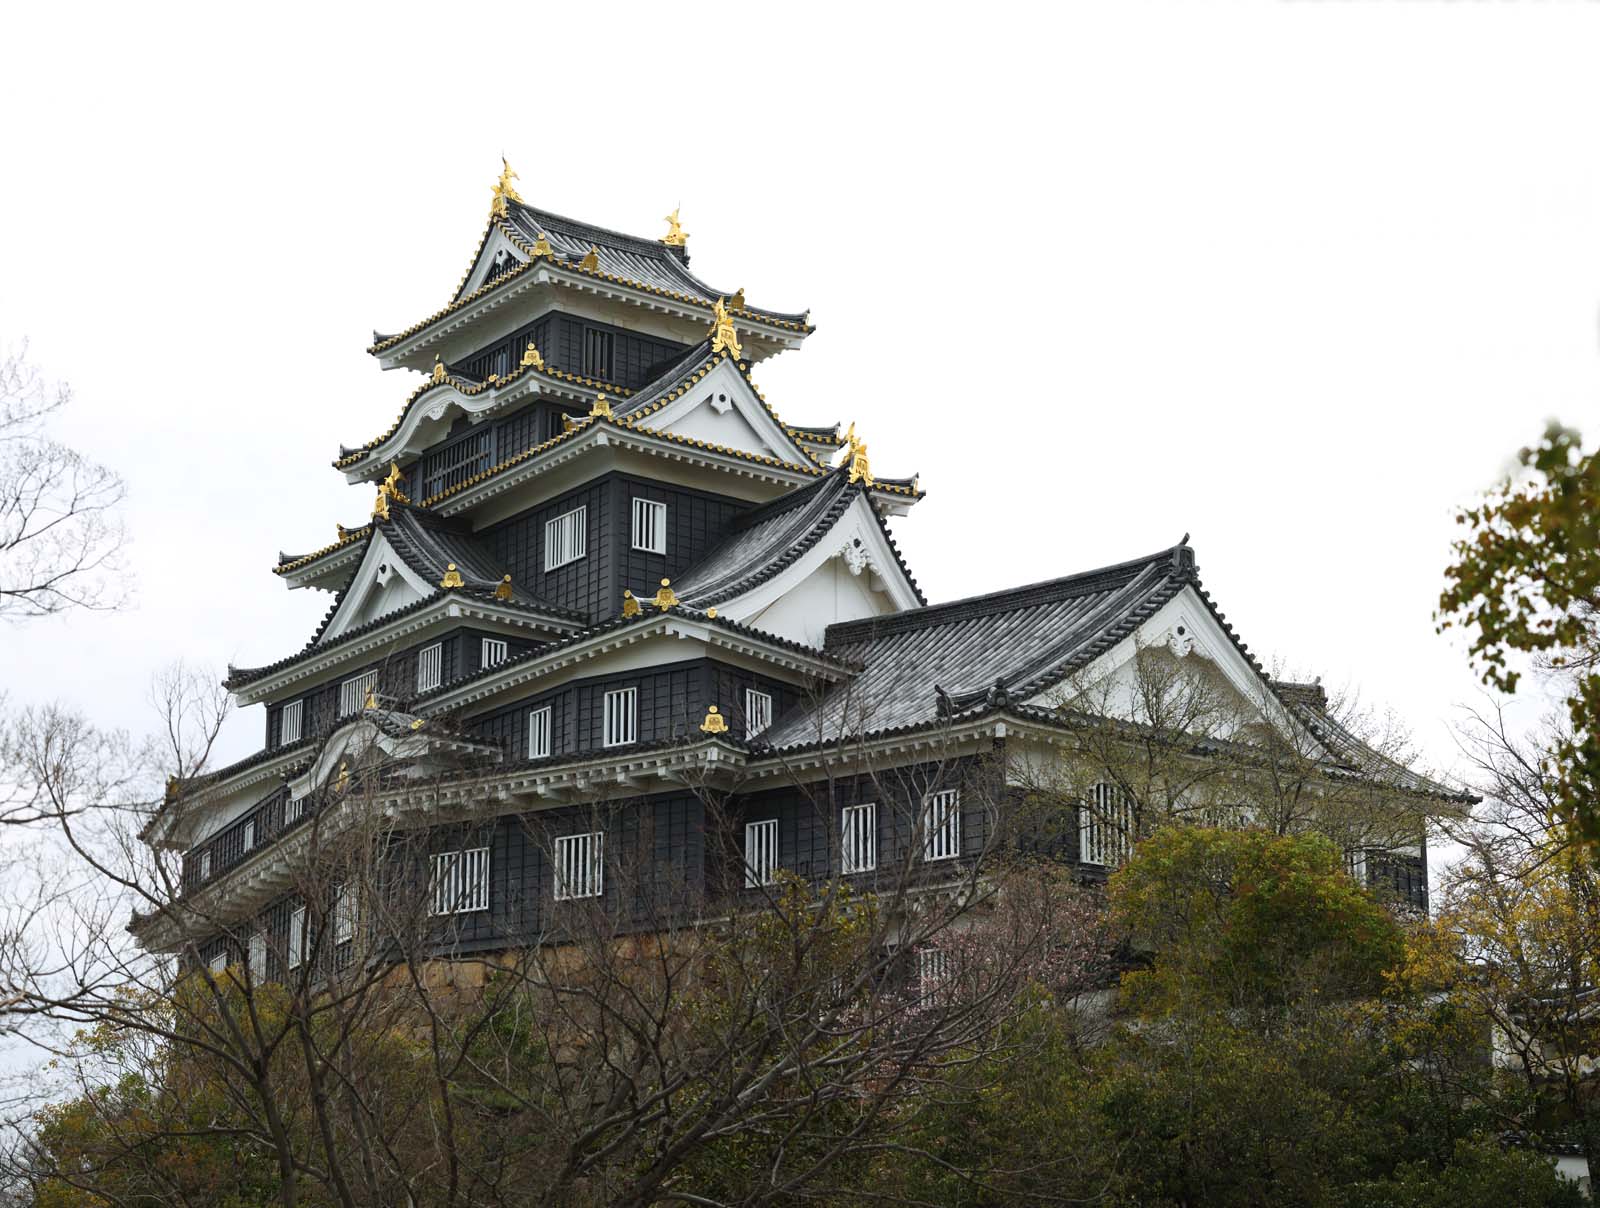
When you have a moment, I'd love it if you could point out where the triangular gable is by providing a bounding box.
[318,531,436,644]
[630,357,816,467]
[456,224,530,302]
[693,494,922,648]
[1029,582,1299,740]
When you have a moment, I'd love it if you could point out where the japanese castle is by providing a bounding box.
[136,164,1443,972]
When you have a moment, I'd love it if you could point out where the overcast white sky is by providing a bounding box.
[3,1,1598,788]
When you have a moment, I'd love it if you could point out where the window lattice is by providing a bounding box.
[632,498,667,554]
[545,506,587,570]
[603,687,637,747]
[841,803,877,874]
[528,706,552,759]
[923,789,960,862]
[744,819,778,888]
[248,929,267,978]
[280,700,303,745]
[430,847,490,915]
[417,643,442,694]
[288,905,307,970]
[554,832,604,900]
[1079,782,1133,867]
[583,328,615,379]
[339,671,378,717]
[744,689,773,739]
[482,638,508,668]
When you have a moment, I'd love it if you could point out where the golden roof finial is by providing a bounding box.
[706,607,718,619]
[440,563,464,589]
[710,297,743,359]
[621,589,641,618]
[730,286,745,310]
[590,394,613,419]
[580,245,600,271]
[662,205,688,248]
[336,522,349,541]
[652,578,678,610]
[844,423,873,486]
[520,341,544,370]
[334,761,350,793]
[490,157,523,218]
[372,462,409,521]
[699,705,728,734]
[431,356,447,384]
[531,231,553,258]
[495,574,513,600]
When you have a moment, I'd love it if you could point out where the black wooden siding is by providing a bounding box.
[459,312,686,392]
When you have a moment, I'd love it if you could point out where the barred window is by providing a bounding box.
[1079,782,1133,867]
[333,885,356,945]
[208,950,227,976]
[583,328,614,379]
[841,803,876,874]
[339,671,378,717]
[923,789,960,862]
[200,850,212,880]
[417,643,442,693]
[917,947,950,997]
[744,819,778,888]
[554,832,604,900]
[285,795,305,824]
[528,705,552,759]
[603,687,637,747]
[279,699,303,745]
[544,506,588,570]
[632,498,667,554]
[242,818,256,852]
[288,905,307,970]
[482,638,508,668]
[430,847,490,915]
[248,929,267,978]
[744,689,773,739]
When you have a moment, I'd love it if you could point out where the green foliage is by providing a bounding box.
[1439,421,1600,848]
[1332,1136,1584,1208]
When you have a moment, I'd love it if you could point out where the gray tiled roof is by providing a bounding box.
[496,202,809,325]
[759,545,1197,749]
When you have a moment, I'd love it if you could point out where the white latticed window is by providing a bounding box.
[200,850,212,880]
[285,795,304,824]
[918,947,950,997]
[923,789,960,862]
[744,819,778,888]
[280,699,303,745]
[333,885,356,944]
[1080,782,1133,867]
[339,671,378,717]
[544,505,587,570]
[242,818,255,852]
[430,848,490,915]
[632,498,667,554]
[744,689,773,738]
[1345,847,1369,887]
[482,638,508,668]
[416,643,442,693]
[248,929,267,977]
[554,832,604,900]
[208,950,227,975]
[528,706,552,759]
[288,905,307,970]
[841,803,877,874]
[603,687,637,747]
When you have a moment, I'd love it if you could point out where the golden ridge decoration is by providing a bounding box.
[843,423,873,486]
[490,157,523,218]
[730,286,745,310]
[372,462,409,521]
[334,761,351,793]
[699,705,728,735]
[530,231,553,258]
[706,607,718,619]
[440,563,464,589]
[661,206,688,247]
[590,394,613,419]
[652,578,678,610]
[710,298,743,359]
[621,589,641,618]
[580,245,600,271]
[410,718,425,731]
[495,574,513,600]
[431,356,447,384]
[520,341,544,370]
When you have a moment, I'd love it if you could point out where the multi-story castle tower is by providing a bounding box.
[136,165,1443,972]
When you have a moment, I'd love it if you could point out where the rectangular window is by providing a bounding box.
[242,818,256,852]
[333,885,355,945]
[430,848,491,915]
[923,789,960,862]
[744,689,773,739]
[288,905,307,970]
[841,803,877,874]
[528,705,552,759]
[279,699,303,745]
[744,819,779,888]
[285,795,305,825]
[554,832,604,900]
[1079,782,1133,867]
[248,929,267,978]
[482,638,508,668]
[208,950,227,976]
[544,505,587,570]
[631,498,667,554]
[583,328,614,379]
[918,947,950,999]
[603,687,637,747]
[200,850,212,880]
[416,643,442,694]
[339,671,378,717]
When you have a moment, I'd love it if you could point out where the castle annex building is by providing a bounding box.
[136,166,1445,971]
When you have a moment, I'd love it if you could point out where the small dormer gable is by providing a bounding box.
[457,224,530,301]
[318,531,435,644]
[626,355,815,467]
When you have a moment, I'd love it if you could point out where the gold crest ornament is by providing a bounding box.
[621,589,641,618]
[652,578,678,610]
[590,394,613,419]
[699,705,728,734]
[710,297,743,359]
[431,356,447,384]
[440,563,464,589]
[372,462,409,520]
[495,574,514,600]
[580,245,600,271]
[334,761,350,793]
[520,341,544,370]
[490,157,524,218]
[531,231,553,258]
[661,206,688,247]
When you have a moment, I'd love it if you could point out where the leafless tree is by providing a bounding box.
[0,341,127,621]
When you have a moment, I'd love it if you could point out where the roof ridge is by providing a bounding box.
[508,199,683,263]
[826,543,1195,643]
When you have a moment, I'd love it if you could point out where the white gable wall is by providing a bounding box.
[319,532,434,643]
[637,358,811,465]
